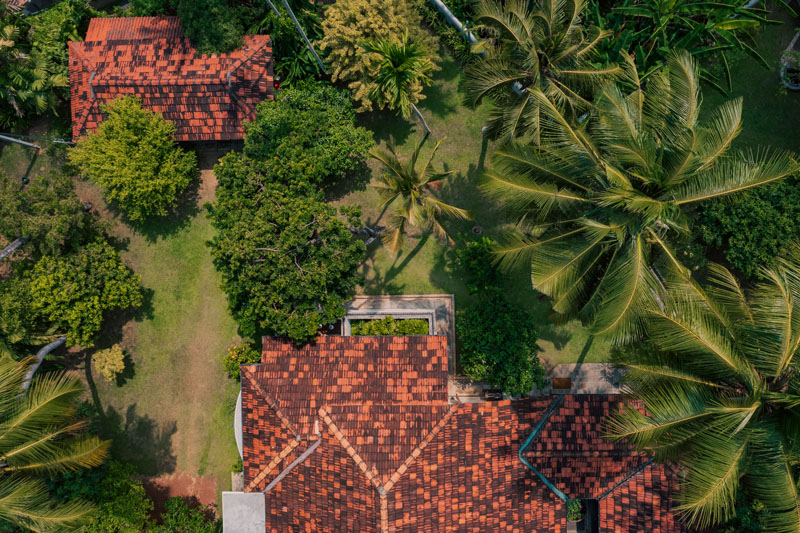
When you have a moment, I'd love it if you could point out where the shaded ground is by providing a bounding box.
[141,472,219,519]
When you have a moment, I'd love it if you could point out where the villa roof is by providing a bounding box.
[239,336,687,532]
[68,16,273,142]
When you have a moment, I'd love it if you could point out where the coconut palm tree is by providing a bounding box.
[483,51,800,342]
[370,137,470,254]
[361,32,435,134]
[607,248,800,533]
[0,355,109,530]
[465,0,621,143]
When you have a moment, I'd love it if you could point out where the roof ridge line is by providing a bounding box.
[225,35,271,80]
[242,367,301,440]
[318,406,384,492]
[518,395,569,502]
[597,456,656,501]
[245,438,300,492]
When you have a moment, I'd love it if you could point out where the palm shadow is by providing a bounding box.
[360,234,431,294]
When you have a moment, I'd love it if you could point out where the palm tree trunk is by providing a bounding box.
[279,0,327,75]
[21,336,66,391]
[412,104,432,136]
[0,237,29,261]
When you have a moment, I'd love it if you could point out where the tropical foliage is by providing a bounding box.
[223,342,261,380]
[465,0,620,143]
[350,316,429,336]
[483,51,800,342]
[0,171,101,260]
[585,0,780,92]
[608,247,800,532]
[208,157,365,343]
[69,96,198,223]
[242,83,373,188]
[0,356,109,531]
[92,344,126,382]
[698,178,800,280]
[361,32,435,126]
[371,137,470,254]
[456,237,545,396]
[319,0,440,112]
[0,11,68,128]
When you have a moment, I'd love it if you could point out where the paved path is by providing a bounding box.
[543,363,625,395]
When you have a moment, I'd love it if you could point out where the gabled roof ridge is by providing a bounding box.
[241,367,301,439]
[596,456,656,501]
[227,35,273,78]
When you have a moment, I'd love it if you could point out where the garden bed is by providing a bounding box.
[350,316,430,336]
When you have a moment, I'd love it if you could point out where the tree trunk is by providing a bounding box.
[279,0,327,75]
[21,336,66,391]
[0,237,29,261]
[412,104,432,136]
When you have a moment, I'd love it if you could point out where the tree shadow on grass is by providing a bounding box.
[124,180,202,244]
[324,161,373,201]
[360,235,431,294]
[420,57,461,120]
[358,108,415,147]
[100,404,178,476]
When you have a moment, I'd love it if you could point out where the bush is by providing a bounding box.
[223,342,261,380]
[69,96,198,223]
[150,497,219,533]
[697,178,800,279]
[319,0,440,112]
[351,316,429,336]
[457,297,544,396]
[243,83,373,188]
[455,237,546,396]
[92,344,126,382]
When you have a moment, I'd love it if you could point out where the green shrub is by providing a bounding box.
[697,178,800,279]
[350,316,429,336]
[92,344,126,382]
[150,497,219,533]
[243,82,373,188]
[457,297,544,396]
[319,0,440,112]
[223,342,261,380]
[455,236,497,295]
[69,96,198,223]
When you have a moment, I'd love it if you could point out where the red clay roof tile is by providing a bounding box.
[68,17,273,142]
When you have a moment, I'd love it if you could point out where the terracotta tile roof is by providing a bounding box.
[239,336,686,532]
[68,17,273,142]
[527,394,650,499]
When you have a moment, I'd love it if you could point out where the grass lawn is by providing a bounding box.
[0,142,242,506]
[338,48,611,368]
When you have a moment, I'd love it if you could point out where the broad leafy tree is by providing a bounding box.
[465,0,620,143]
[242,83,373,188]
[319,0,440,112]
[23,241,144,347]
[370,137,470,254]
[208,153,366,342]
[484,51,800,341]
[69,96,198,223]
[0,356,109,530]
[0,172,101,259]
[608,248,800,533]
[361,32,435,133]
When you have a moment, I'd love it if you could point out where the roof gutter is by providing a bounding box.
[518,395,568,502]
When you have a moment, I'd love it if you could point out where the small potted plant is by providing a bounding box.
[567,498,585,524]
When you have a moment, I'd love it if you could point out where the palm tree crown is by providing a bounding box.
[361,32,434,120]
[484,51,800,341]
[370,137,470,254]
[608,249,800,533]
[465,0,620,143]
[0,355,109,530]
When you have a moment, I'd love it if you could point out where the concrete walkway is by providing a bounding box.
[543,363,625,395]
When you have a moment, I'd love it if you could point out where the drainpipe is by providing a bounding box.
[518,395,569,502]
[427,0,477,44]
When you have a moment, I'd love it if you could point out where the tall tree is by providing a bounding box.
[483,51,800,342]
[361,32,435,134]
[370,137,470,254]
[465,0,620,143]
[608,248,800,533]
[0,356,109,530]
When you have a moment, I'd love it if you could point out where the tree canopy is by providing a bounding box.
[69,96,198,223]
[609,247,800,532]
[483,51,800,342]
[208,154,365,342]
